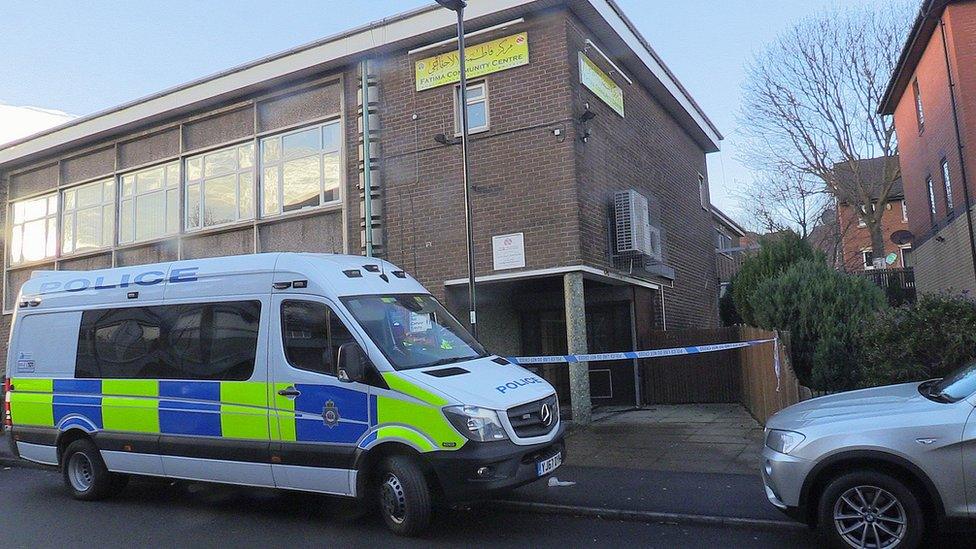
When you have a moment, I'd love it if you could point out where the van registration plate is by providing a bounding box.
[536,452,562,476]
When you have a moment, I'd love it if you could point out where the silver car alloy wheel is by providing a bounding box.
[833,485,907,548]
[381,472,407,525]
[68,452,95,492]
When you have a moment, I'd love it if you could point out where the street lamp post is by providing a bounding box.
[436,0,478,338]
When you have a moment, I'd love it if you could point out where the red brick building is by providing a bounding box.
[0,1,723,419]
[834,158,913,272]
[880,0,976,294]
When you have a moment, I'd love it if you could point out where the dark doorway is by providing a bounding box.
[586,302,636,406]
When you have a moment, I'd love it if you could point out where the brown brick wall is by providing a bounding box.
[837,199,911,271]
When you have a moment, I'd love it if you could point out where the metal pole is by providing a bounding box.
[455,7,478,338]
[361,59,374,258]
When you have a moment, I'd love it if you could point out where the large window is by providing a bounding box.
[10,193,58,265]
[119,162,181,244]
[454,82,489,135]
[185,143,255,230]
[260,121,341,217]
[941,158,954,212]
[280,300,356,376]
[75,301,261,380]
[62,178,114,254]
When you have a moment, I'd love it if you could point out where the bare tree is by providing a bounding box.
[739,3,913,262]
[737,169,829,239]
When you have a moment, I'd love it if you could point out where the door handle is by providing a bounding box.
[277,386,301,398]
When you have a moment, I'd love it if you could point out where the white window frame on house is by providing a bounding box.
[899,244,913,268]
[260,119,342,218]
[61,177,115,256]
[858,204,867,227]
[118,161,181,245]
[861,249,874,270]
[913,78,924,132]
[901,199,908,223]
[185,142,255,231]
[941,158,954,212]
[453,81,490,136]
[714,228,732,254]
[926,175,937,224]
[698,173,708,210]
[9,193,58,266]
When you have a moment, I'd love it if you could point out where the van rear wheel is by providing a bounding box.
[376,455,431,536]
[61,439,128,501]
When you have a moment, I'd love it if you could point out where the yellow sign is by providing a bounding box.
[415,32,529,91]
[579,52,624,117]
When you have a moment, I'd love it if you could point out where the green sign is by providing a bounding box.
[579,52,624,117]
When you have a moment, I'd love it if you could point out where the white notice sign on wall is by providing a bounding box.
[492,233,525,271]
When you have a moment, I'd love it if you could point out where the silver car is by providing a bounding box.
[762,360,976,548]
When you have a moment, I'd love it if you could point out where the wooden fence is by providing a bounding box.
[641,326,804,424]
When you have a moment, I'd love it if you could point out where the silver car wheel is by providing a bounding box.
[67,452,95,492]
[381,472,407,525]
[833,485,907,548]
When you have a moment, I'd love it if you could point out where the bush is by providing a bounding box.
[859,293,976,386]
[732,231,819,326]
[719,282,742,326]
[750,259,885,390]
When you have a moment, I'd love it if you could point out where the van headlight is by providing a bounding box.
[443,405,508,442]
[765,429,805,455]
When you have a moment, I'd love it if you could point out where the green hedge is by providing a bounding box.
[731,231,818,326]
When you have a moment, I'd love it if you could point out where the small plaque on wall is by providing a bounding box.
[492,232,526,271]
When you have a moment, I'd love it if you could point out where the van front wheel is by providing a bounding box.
[377,455,431,536]
[61,439,128,501]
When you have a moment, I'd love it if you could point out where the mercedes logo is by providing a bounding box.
[540,403,553,427]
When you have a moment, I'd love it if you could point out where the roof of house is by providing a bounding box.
[710,205,747,237]
[880,0,954,115]
[833,156,903,203]
[0,0,722,170]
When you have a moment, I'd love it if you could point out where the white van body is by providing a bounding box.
[5,253,564,534]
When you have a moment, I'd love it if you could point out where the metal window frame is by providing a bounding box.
[60,176,116,258]
[941,158,953,211]
[117,160,182,246]
[184,141,256,233]
[8,192,60,267]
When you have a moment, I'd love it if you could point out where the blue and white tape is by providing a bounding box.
[508,336,784,391]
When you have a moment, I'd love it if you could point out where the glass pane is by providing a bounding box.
[63,189,76,211]
[323,153,340,203]
[76,207,101,251]
[166,189,179,233]
[76,182,103,208]
[48,195,58,215]
[104,179,115,201]
[21,219,47,262]
[466,84,485,100]
[238,144,254,169]
[239,172,254,220]
[322,122,341,153]
[12,202,25,224]
[468,101,487,130]
[135,193,165,241]
[46,217,57,258]
[282,128,319,160]
[24,197,47,221]
[261,137,280,164]
[262,167,279,216]
[282,156,321,212]
[204,148,237,178]
[102,205,113,246]
[136,167,164,194]
[122,175,135,197]
[10,225,22,264]
[166,163,180,188]
[62,213,74,254]
[187,157,203,181]
[120,200,134,243]
[186,184,201,229]
[203,174,237,226]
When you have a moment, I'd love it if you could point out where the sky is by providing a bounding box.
[0,0,895,224]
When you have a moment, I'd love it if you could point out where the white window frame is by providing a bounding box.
[899,244,913,268]
[259,120,342,218]
[913,78,924,132]
[926,175,937,222]
[941,158,954,211]
[698,173,708,210]
[857,205,867,227]
[861,249,874,270]
[453,81,490,136]
[61,178,115,256]
[185,142,255,231]
[9,193,58,266]
[901,199,908,223]
[118,161,181,245]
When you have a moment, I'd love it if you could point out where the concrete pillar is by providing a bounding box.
[564,272,591,424]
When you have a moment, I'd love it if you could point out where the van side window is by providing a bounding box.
[75,301,260,380]
[281,300,356,376]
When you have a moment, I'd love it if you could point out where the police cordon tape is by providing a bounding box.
[507,337,784,390]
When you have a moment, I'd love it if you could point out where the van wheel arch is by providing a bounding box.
[801,450,944,528]
[56,429,95,467]
[356,442,441,501]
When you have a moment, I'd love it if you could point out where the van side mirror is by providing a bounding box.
[337,342,367,383]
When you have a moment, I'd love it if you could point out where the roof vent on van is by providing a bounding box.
[343,269,363,278]
[363,264,381,273]
[424,367,469,378]
[492,357,511,365]
[392,270,406,279]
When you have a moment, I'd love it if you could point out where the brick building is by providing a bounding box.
[834,157,913,272]
[711,205,746,292]
[880,0,976,294]
[0,0,722,420]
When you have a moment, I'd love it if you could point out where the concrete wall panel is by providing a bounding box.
[183,107,255,153]
[115,241,179,267]
[118,128,180,170]
[9,163,57,200]
[183,227,254,259]
[61,147,115,185]
[258,212,343,253]
[257,82,341,132]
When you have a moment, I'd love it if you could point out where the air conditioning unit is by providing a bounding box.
[646,224,663,262]
[613,190,651,256]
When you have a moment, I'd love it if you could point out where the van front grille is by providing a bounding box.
[507,394,558,438]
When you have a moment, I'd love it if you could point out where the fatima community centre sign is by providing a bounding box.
[579,52,624,117]
[415,32,529,91]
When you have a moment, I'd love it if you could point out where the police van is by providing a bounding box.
[3,253,564,535]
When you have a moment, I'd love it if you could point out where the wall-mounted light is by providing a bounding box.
[434,133,457,145]
[578,103,597,143]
